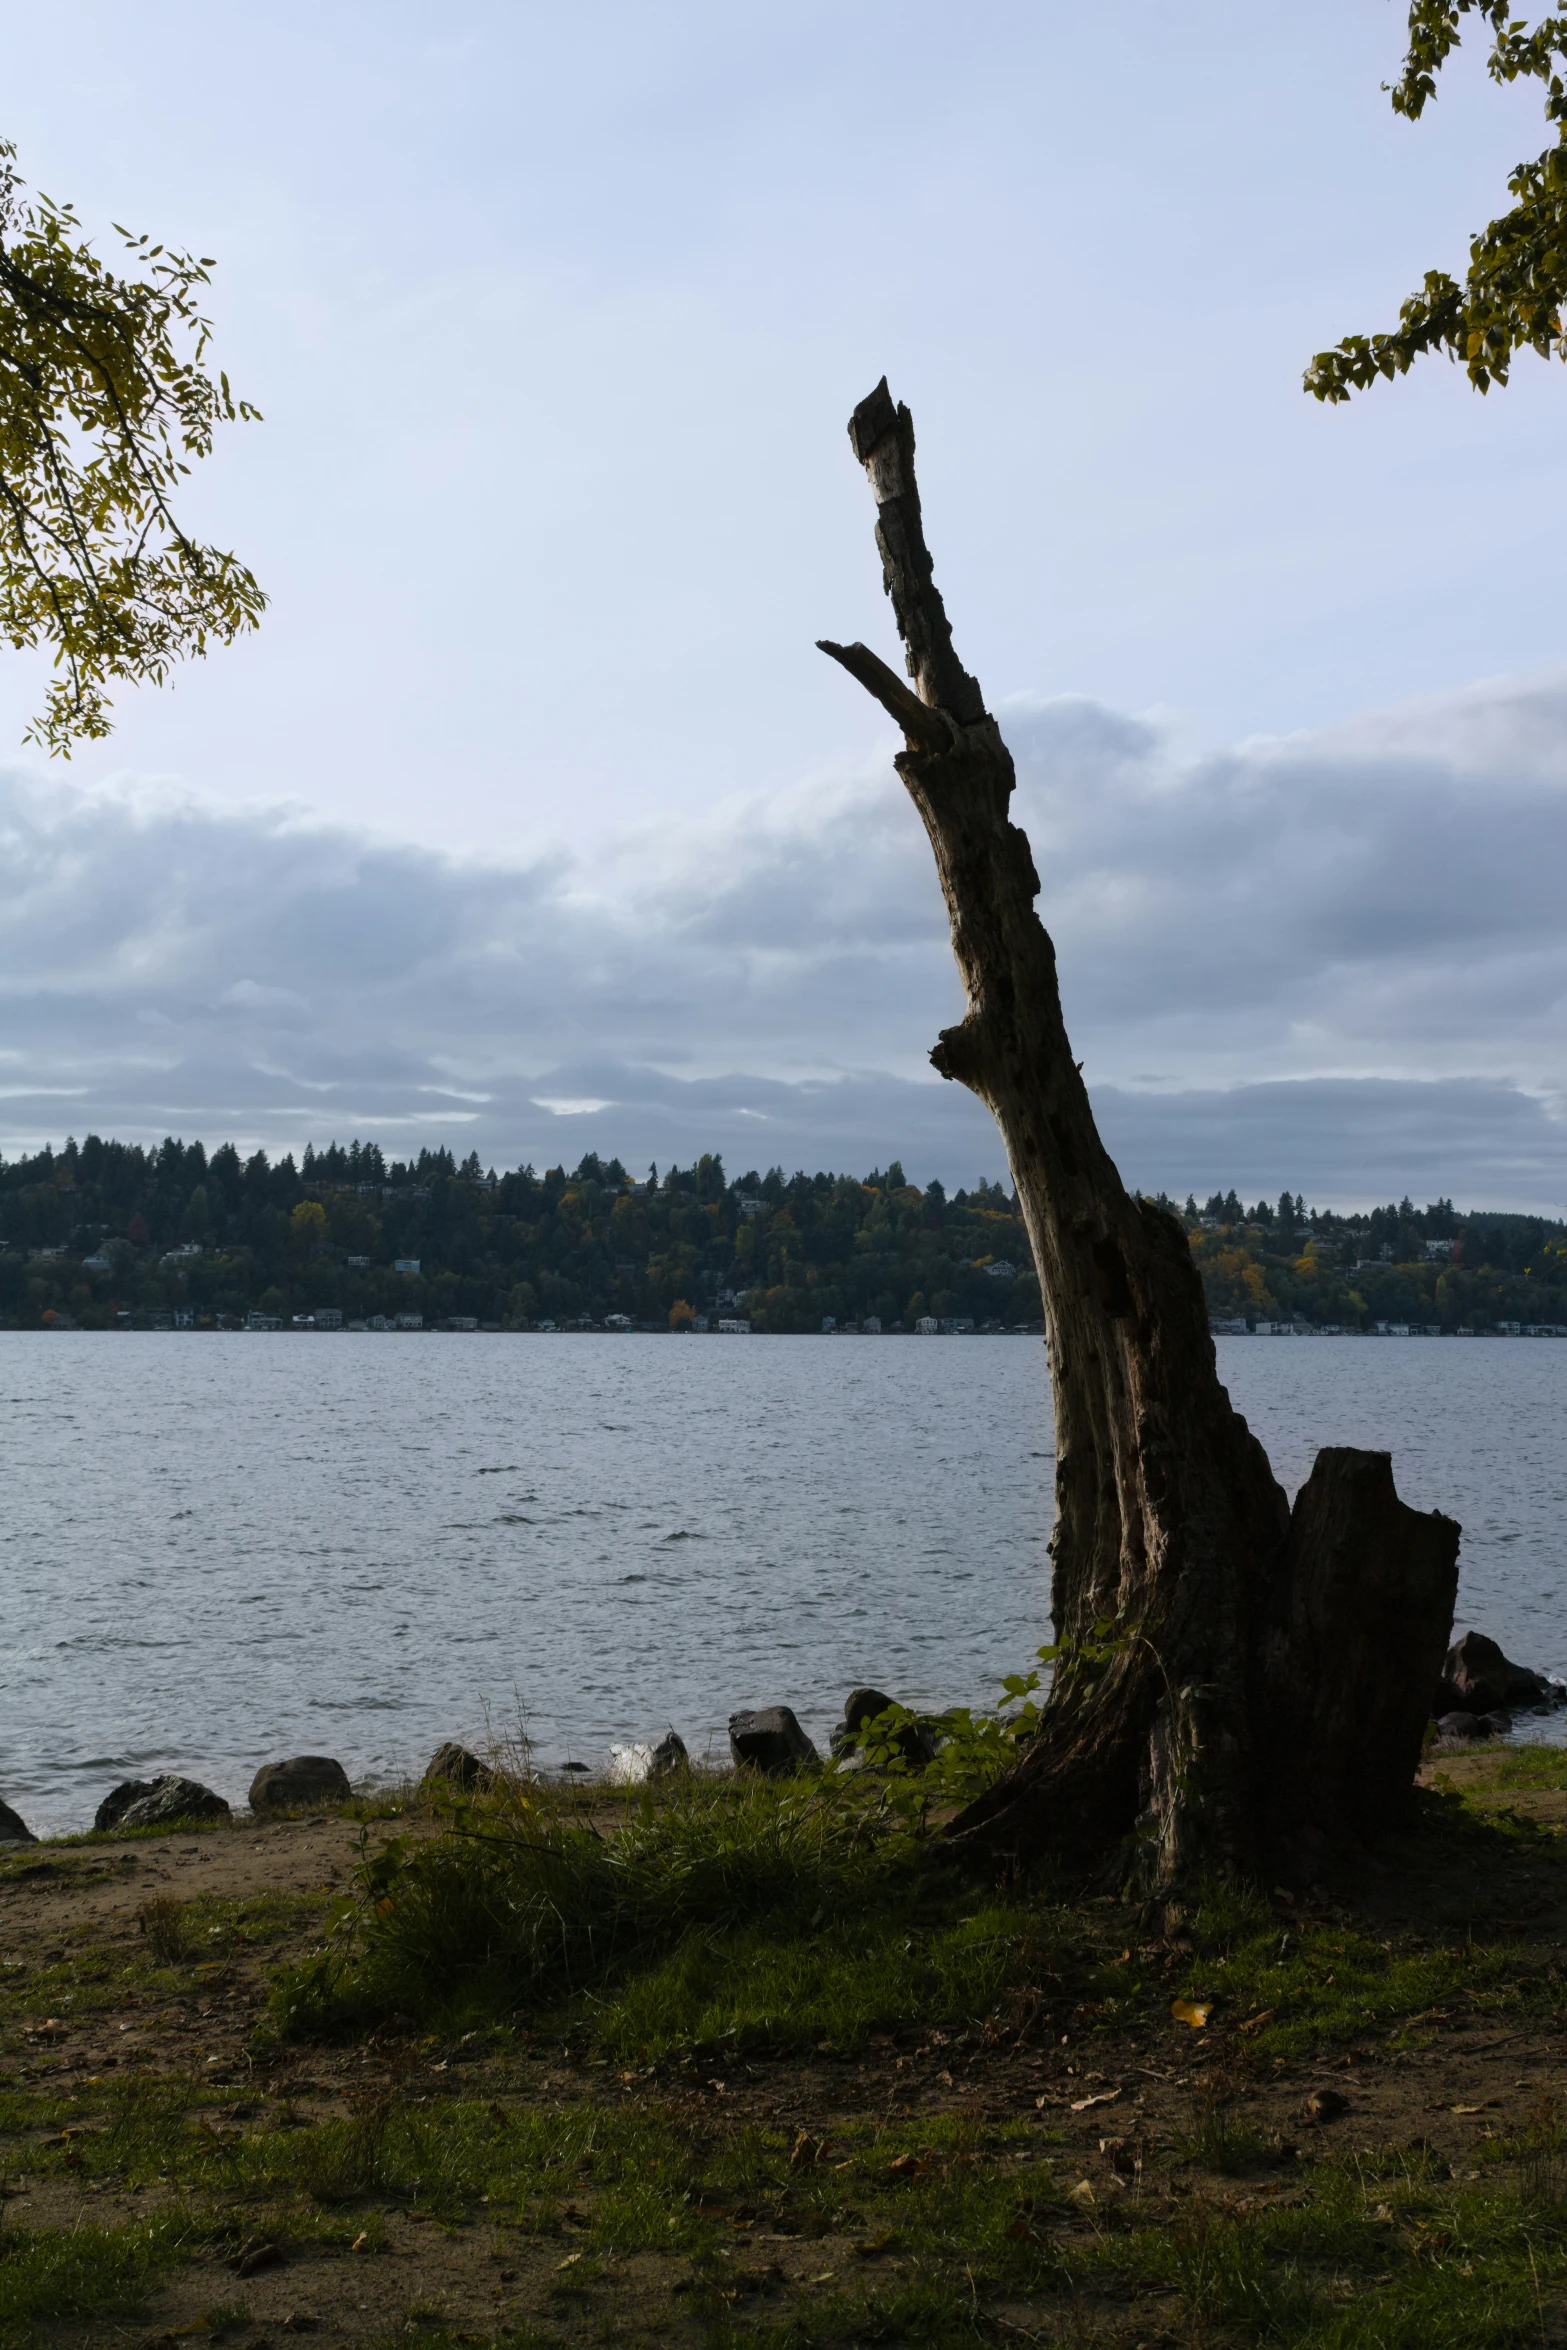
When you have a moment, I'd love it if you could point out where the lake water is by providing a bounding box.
[4,1334,1564,1835]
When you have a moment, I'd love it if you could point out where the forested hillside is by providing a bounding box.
[0,1136,1038,1332]
[0,1136,1563,1334]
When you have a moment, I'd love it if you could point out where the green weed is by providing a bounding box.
[136,1893,198,1964]
[1492,1742,1567,1792]
[0,2207,189,2347]
[273,1768,1038,2043]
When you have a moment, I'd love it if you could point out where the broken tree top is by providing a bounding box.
[818,376,986,740]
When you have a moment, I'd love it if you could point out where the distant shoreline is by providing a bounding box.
[10,1320,1567,1339]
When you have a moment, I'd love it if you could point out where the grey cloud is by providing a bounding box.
[1,672,1565,1205]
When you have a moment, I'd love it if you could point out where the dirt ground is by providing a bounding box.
[4,1755,1567,2345]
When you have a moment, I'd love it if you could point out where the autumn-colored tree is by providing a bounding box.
[290,1200,328,1248]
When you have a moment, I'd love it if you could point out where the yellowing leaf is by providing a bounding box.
[1171,1998,1212,2028]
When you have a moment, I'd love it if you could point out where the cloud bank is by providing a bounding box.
[3,671,1565,1208]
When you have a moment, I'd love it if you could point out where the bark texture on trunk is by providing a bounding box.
[820,381,1458,1889]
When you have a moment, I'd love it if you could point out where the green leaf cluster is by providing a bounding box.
[1307,5,1567,399]
[0,141,263,751]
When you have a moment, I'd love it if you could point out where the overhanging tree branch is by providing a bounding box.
[1308,4,1567,399]
[0,138,263,752]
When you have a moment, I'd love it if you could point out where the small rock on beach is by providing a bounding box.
[830,1686,939,1768]
[1435,1629,1564,1721]
[249,1756,352,1812]
[729,1706,818,1774]
[95,1780,156,1832]
[0,1795,36,1845]
[423,1742,496,1792]
[110,1775,231,1830]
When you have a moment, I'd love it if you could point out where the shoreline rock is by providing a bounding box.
[95,1780,156,1832]
[422,1742,496,1794]
[0,1794,36,1845]
[830,1687,939,1770]
[106,1776,231,1831]
[1434,1630,1566,1727]
[729,1706,818,1775]
[249,1756,352,1813]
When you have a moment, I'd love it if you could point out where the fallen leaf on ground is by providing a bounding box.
[1069,2089,1121,2112]
[1171,1998,1212,2027]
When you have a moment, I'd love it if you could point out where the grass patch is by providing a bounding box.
[1491,1741,1567,1792]
[0,2207,190,2348]
[585,1894,1030,2062]
[273,1769,1046,2048]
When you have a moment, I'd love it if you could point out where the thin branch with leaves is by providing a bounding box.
[1307,4,1567,401]
[0,139,264,752]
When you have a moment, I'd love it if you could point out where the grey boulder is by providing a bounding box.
[830,1686,938,1769]
[1438,1629,1558,1718]
[1436,1710,1490,1742]
[843,1686,897,1734]
[729,1706,818,1775]
[95,1780,155,1832]
[422,1741,496,1793]
[249,1756,352,1813]
[113,1776,231,1830]
[0,1795,36,1844]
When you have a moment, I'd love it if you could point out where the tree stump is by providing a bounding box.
[819,381,1458,1889]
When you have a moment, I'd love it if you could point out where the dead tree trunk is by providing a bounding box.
[819,380,1458,1890]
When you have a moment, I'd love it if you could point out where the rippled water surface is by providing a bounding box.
[4,1333,1564,1832]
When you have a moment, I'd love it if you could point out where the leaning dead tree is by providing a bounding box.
[820,380,1459,1889]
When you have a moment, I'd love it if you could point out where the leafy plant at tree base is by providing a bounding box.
[1308,5,1567,400]
[0,141,263,752]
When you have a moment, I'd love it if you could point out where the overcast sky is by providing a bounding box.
[3,3,1565,1209]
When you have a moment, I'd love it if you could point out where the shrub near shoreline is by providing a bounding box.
[273,1694,1048,2046]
